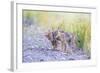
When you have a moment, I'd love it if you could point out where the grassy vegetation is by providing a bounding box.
[23,10,91,56]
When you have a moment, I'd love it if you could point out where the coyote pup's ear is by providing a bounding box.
[55,31,60,38]
[45,32,50,38]
[45,30,52,41]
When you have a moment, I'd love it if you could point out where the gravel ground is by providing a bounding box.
[23,48,90,63]
[22,33,90,63]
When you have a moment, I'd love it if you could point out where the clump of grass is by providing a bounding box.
[71,23,91,55]
[51,20,91,55]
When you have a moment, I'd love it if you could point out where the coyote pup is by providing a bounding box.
[45,30,77,54]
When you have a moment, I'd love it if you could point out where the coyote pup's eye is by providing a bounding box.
[68,39,71,43]
[56,37,60,41]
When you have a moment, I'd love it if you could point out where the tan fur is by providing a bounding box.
[45,30,77,54]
